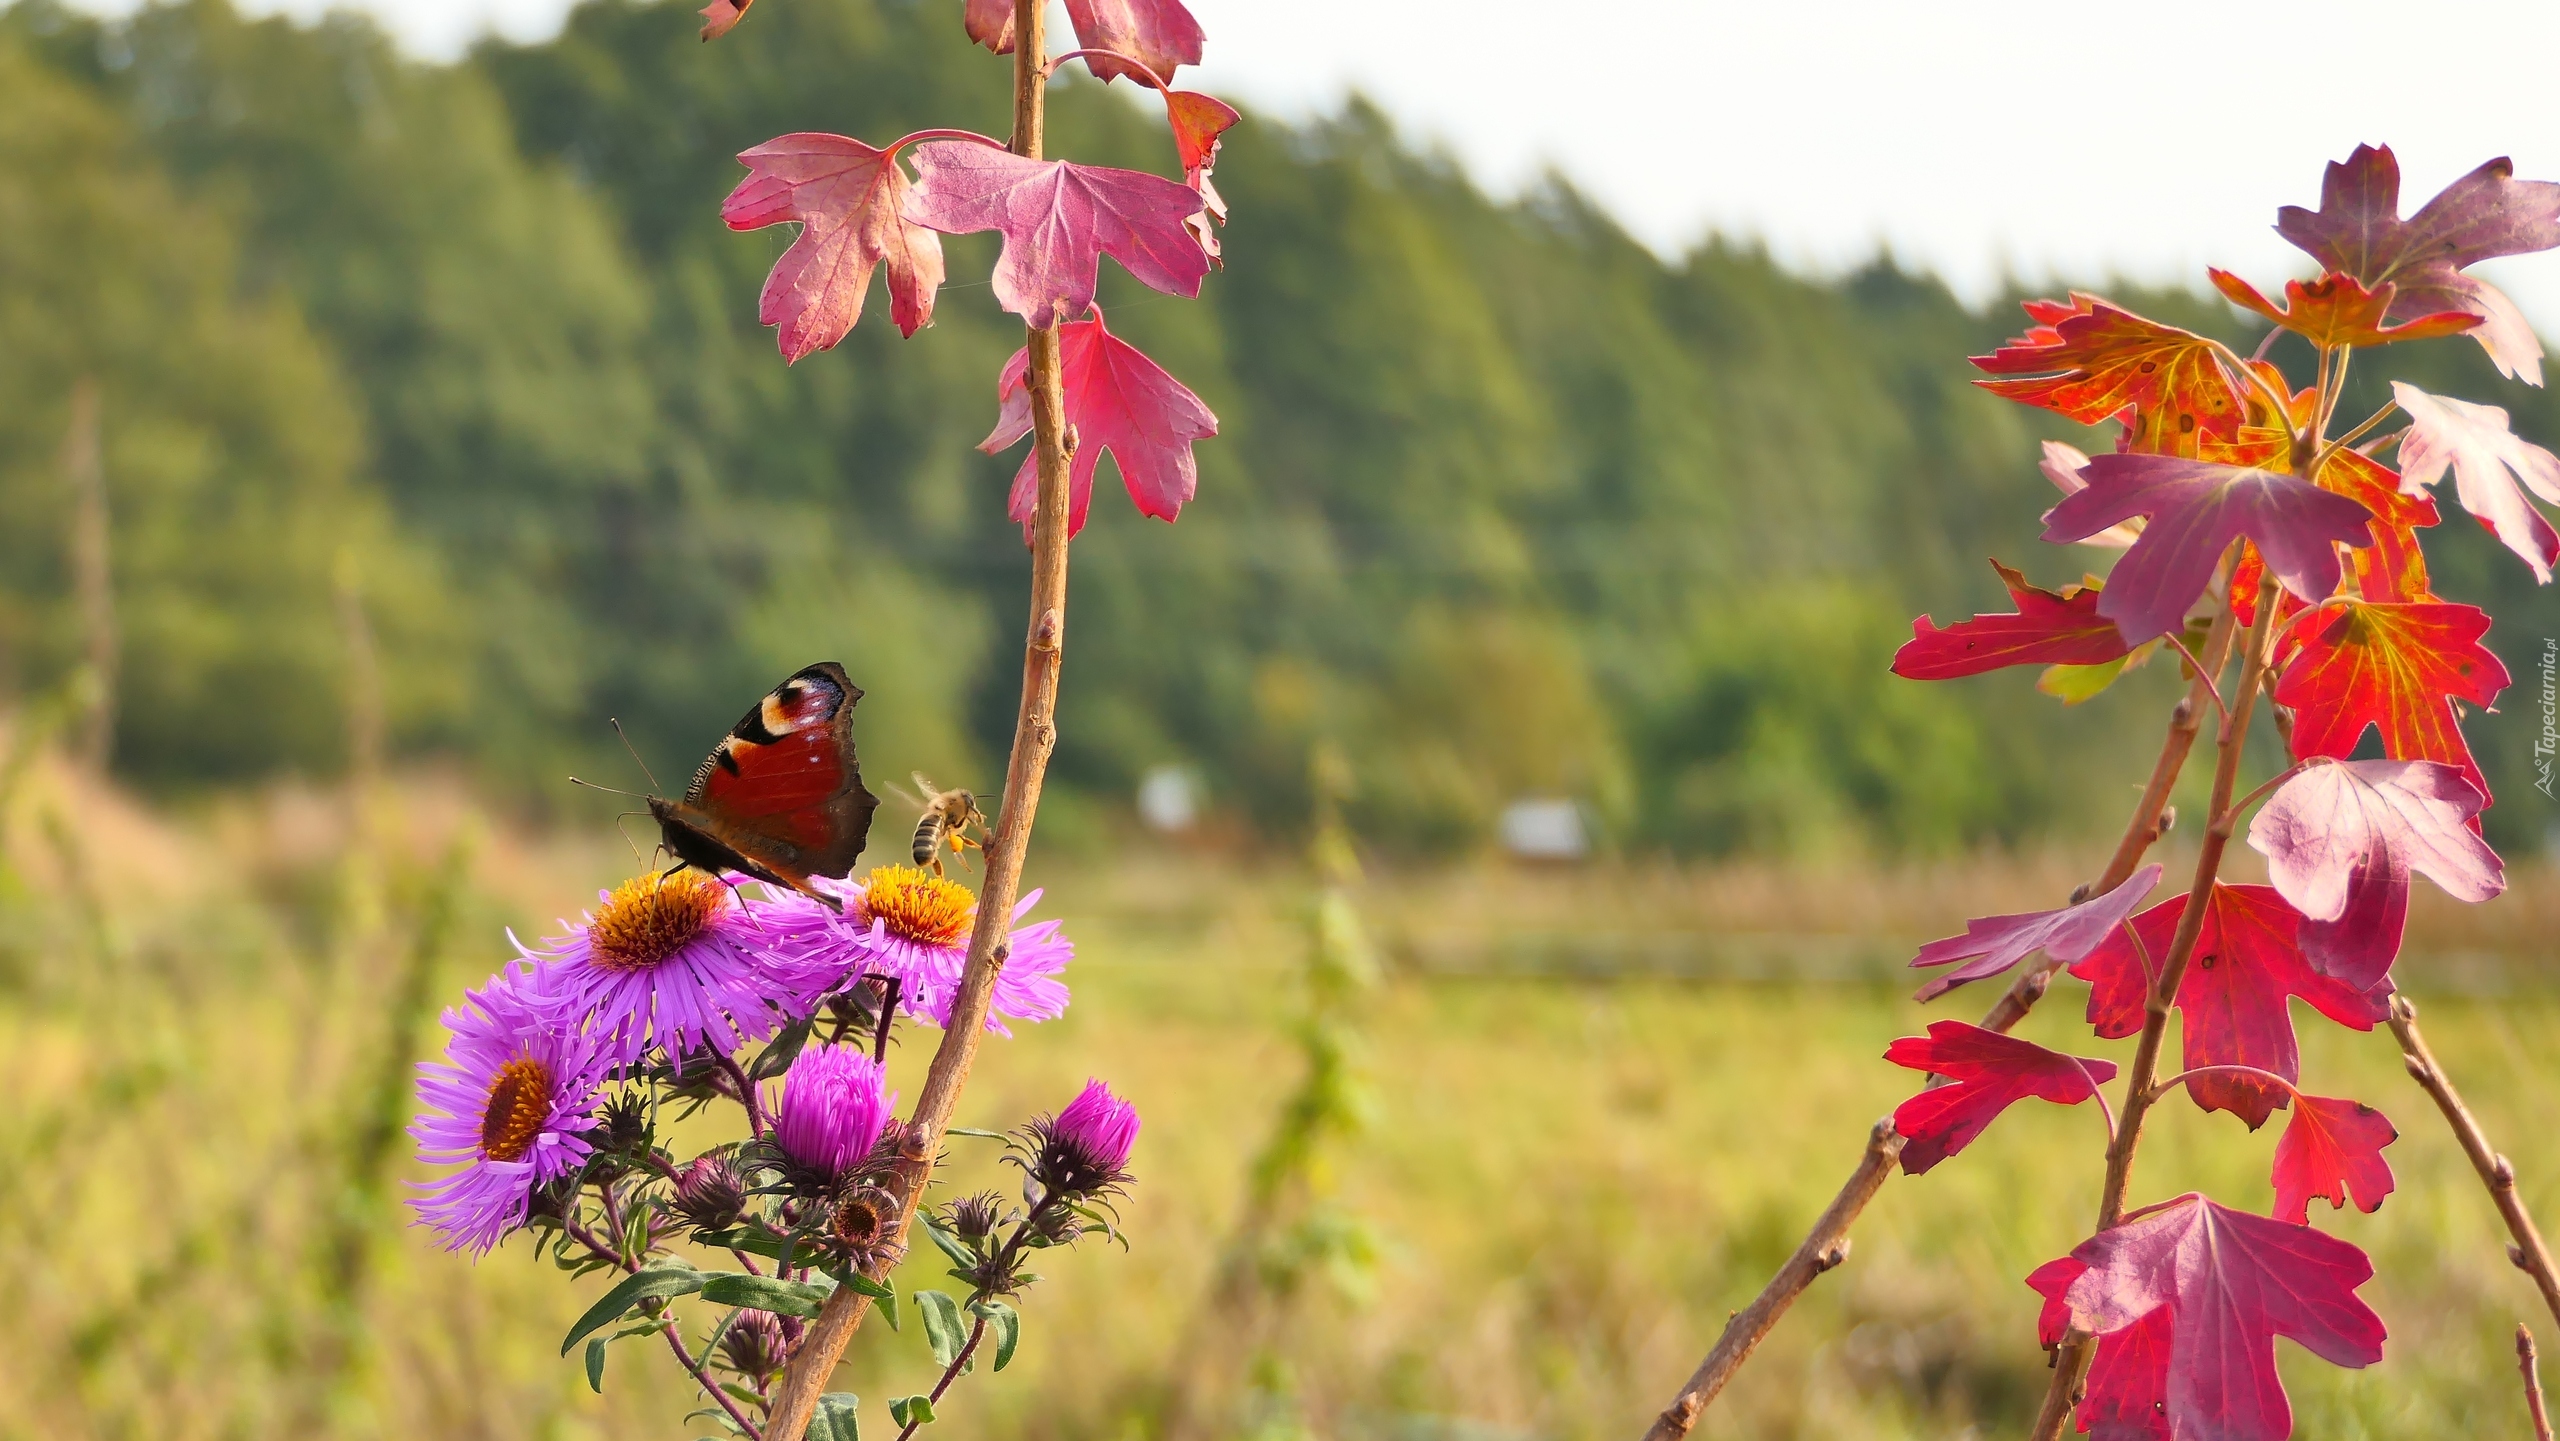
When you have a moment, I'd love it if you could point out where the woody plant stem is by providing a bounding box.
[2387,996,2560,1330]
[1637,601,2239,1441]
[764,4,1074,1434]
[2029,569,2283,1440]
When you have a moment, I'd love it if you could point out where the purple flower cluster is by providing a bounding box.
[407,862,1082,1255]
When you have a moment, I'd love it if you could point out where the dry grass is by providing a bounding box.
[1,760,2556,1439]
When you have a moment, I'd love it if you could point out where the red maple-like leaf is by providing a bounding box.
[2042,454,2375,644]
[2057,1193,2385,1441]
[2393,382,2560,584]
[2072,885,2387,1129]
[1162,89,1238,260]
[964,0,1014,51]
[722,134,945,361]
[2028,1257,2176,1439]
[1905,864,2161,1002]
[1972,295,2245,456]
[1064,0,1205,84]
[2273,1095,2397,1224]
[2276,600,2508,804]
[979,305,1219,538]
[905,141,1210,328]
[2247,758,2504,989]
[698,0,751,40]
[2208,268,2480,350]
[2278,144,2560,384]
[1891,560,2131,680]
[1883,1021,2117,1175]
[2038,441,2138,548]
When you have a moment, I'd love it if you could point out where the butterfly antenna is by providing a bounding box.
[570,776,651,800]
[610,717,664,794]
[609,811,649,869]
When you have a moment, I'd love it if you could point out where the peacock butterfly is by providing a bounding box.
[650,661,879,908]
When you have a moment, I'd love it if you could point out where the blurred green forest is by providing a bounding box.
[3,0,2556,854]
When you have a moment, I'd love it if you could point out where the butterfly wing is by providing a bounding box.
[655,661,878,898]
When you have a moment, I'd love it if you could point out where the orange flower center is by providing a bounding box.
[589,871,727,970]
[479,1057,553,1162]
[854,866,975,947]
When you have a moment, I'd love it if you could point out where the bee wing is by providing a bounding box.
[911,772,940,801]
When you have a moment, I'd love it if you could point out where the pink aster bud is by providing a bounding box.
[773,1045,895,1182]
[1038,1077,1139,1194]
[673,1153,747,1233]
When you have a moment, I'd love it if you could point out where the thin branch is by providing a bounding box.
[2208,337,2303,441]
[2525,1324,2554,1441]
[883,127,1011,159]
[896,1316,990,1441]
[2146,1062,2302,1107]
[872,974,901,1066]
[762,3,1075,1434]
[714,1050,768,1139]
[1631,601,2240,1440]
[2217,761,2308,835]
[2160,629,2227,724]
[1045,46,1172,91]
[564,1210,764,1440]
[2313,394,2400,475]
[2388,996,2560,1331]
[2033,574,2284,1441]
[1638,1118,1896,1441]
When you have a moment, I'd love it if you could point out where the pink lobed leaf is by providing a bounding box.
[2278,144,2560,384]
[1891,559,2131,681]
[1064,0,1205,84]
[1905,863,2161,1002]
[2060,1193,2385,1441]
[2031,1257,2177,1440]
[2039,440,2138,548]
[2072,884,2388,1129]
[698,0,751,40]
[978,304,1218,538]
[1883,1021,2117,1176]
[2245,758,2503,988]
[963,0,1014,52]
[2272,1095,2397,1225]
[905,141,1210,328]
[2391,382,2560,583]
[2042,454,2374,645]
[722,133,945,361]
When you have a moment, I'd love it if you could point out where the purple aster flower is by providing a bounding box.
[771,1043,895,1182]
[1027,1078,1139,1198]
[409,960,606,1254]
[757,866,1072,1037]
[521,870,798,1070]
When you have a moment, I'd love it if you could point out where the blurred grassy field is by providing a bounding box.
[3,760,2559,1439]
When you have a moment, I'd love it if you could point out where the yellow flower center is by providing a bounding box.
[479,1057,553,1162]
[589,870,727,970]
[855,865,975,947]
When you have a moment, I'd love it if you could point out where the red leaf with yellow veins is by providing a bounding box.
[2393,382,2560,583]
[2276,601,2507,803]
[1973,295,2245,456]
[2042,455,2374,644]
[2279,144,2560,383]
[2272,1095,2397,1224]
[722,134,946,361]
[2072,884,2387,1129]
[2056,1194,2385,1441]
[2209,268,2480,349]
[2248,758,2504,988]
[1891,560,2130,681]
[1162,89,1237,258]
[1883,1021,2117,1175]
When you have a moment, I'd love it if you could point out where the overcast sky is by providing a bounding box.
[65,0,2560,322]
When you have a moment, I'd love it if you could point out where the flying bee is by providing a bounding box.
[906,773,987,876]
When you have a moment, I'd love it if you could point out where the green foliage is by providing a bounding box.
[13,0,2552,852]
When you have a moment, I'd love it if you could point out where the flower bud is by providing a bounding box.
[830,1185,906,1272]
[721,1309,798,1378]
[945,1191,1004,1243]
[674,1153,747,1233]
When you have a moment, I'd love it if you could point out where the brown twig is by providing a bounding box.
[1633,604,2238,1440]
[2387,997,2560,1331]
[895,1316,989,1441]
[761,4,1073,1434]
[2033,573,2283,1441]
[2526,1325,2555,1441]
[1640,1119,1895,1441]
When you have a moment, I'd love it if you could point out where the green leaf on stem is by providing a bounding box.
[700,1273,835,1318]
[915,1289,967,1366]
[560,1264,709,1355]
[877,1287,901,1332]
[921,1219,977,1269]
[839,1267,897,1301]
[889,1395,936,1429]
[585,1337,608,1393]
[2038,653,2134,704]
[969,1298,1020,1371]
[807,1392,862,1441]
[751,1015,816,1081]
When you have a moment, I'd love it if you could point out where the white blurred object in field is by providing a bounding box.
[1499,798,1587,861]
[1138,766,1199,833]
